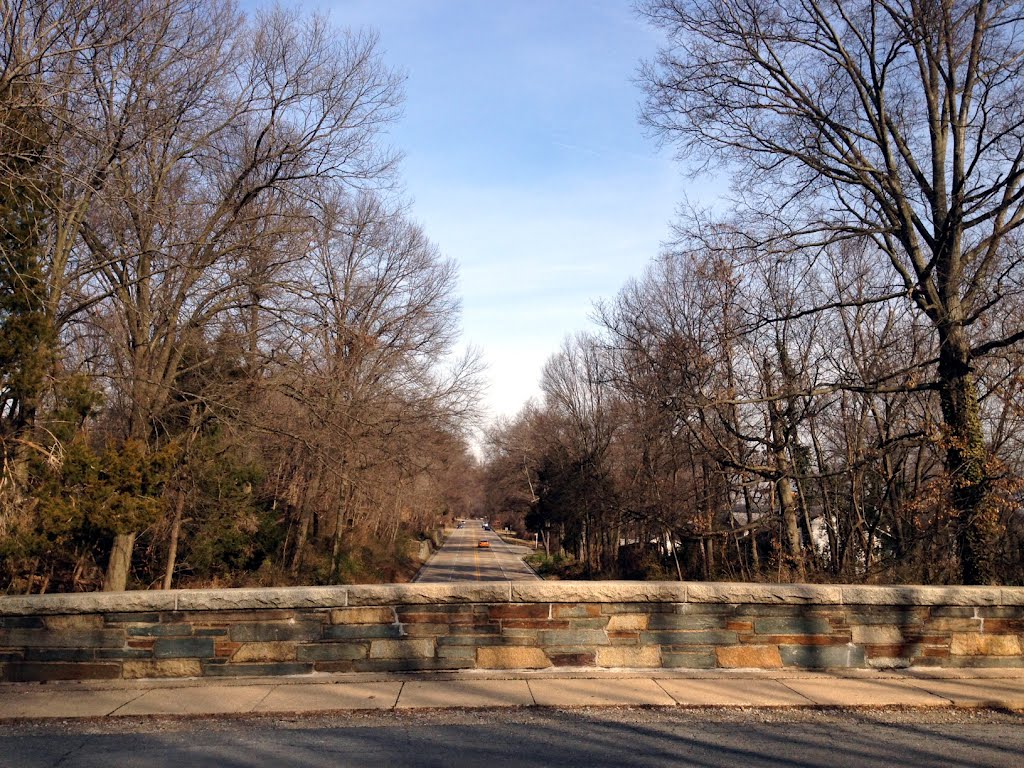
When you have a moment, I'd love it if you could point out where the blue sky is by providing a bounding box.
[250,1,705,423]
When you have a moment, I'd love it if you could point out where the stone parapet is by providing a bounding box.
[1,582,1022,681]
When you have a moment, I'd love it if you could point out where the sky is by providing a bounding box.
[247,1,705,425]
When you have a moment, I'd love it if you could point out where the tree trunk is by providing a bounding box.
[938,330,1001,585]
[162,492,186,590]
[103,532,136,591]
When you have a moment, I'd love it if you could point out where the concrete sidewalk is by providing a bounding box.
[2,668,1023,720]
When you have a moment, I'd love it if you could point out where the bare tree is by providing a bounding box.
[640,0,1024,583]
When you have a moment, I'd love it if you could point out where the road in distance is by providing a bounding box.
[413,520,539,582]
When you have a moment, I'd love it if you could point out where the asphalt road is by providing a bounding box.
[4,708,1023,767]
[413,522,539,582]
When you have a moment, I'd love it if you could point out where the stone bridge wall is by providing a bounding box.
[1,582,1022,681]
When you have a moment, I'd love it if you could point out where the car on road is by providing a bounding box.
[477,540,490,548]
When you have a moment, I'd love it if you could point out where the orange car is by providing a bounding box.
[477,540,490,549]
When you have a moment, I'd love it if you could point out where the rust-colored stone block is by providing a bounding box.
[982,619,1024,633]
[607,631,640,643]
[725,621,754,633]
[214,641,242,658]
[750,635,847,646]
[501,619,567,629]
[488,604,549,619]
[715,644,783,668]
[553,604,601,618]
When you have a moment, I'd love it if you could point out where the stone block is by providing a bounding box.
[496,620,560,631]
[950,633,1022,656]
[153,637,215,659]
[540,629,608,647]
[1000,588,1024,605]
[843,608,929,625]
[608,631,640,645]
[552,604,601,618]
[104,613,162,624]
[595,646,661,668]
[928,606,978,617]
[662,650,717,669]
[43,615,104,631]
[445,624,500,635]
[231,642,297,662]
[0,628,125,648]
[921,617,982,632]
[600,602,672,614]
[753,616,832,635]
[297,643,368,661]
[330,607,395,625]
[640,630,738,646]
[323,624,401,640]
[25,648,96,662]
[476,646,551,669]
[353,658,472,672]
[96,648,152,660]
[715,644,782,668]
[369,638,434,659]
[779,644,866,668]
[983,619,1024,633]
[399,611,477,626]
[726,620,754,632]
[942,655,1024,668]
[229,622,321,642]
[754,634,848,645]
[549,652,596,666]
[2,662,121,682]
[647,614,725,631]
[436,645,475,660]
[126,623,192,637]
[606,614,648,631]
[402,623,450,636]
[851,625,904,645]
[489,604,550,619]
[436,635,506,647]
[204,662,312,677]
[122,659,202,678]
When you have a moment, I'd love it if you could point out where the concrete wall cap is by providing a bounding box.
[685,582,843,604]
[0,591,179,616]
[840,585,1004,606]
[510,581,686,604]
[3,581,1023,616]
[346,583,511,606]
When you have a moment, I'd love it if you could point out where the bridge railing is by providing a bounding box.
[1,582,1021,681]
